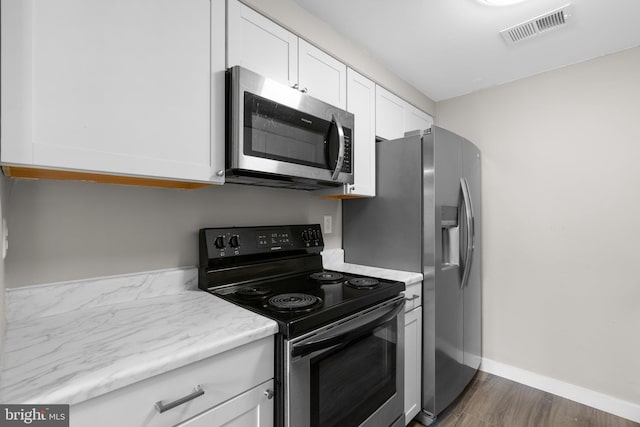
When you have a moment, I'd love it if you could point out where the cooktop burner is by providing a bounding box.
[211,269,403,337]
[267,293,322,312]
[235,286,272,300]
[347,277,380,289]
[309,271,344,283]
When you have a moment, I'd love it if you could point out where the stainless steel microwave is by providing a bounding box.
[226,66,354,190]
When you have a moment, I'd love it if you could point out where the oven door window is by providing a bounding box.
[310,321,397,427]
[244,92,332,170]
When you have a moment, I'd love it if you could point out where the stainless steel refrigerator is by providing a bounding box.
[342,126,481,425]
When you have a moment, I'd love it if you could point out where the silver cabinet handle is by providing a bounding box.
[330,113,345,181]
[460,178,475,289]
[155,385,205,413]
[301,87,308,93]
[264,389,275,400]
[404,294,420,301]
[291,83,299,90]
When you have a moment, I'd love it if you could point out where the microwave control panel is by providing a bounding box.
[342,128,352,174]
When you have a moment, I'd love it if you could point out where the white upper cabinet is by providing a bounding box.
[298,39,347,109]
[405,105,434,135]
[227,0,298,87]
[227,1,346,109]
[313,68,375,198]
[346,69,376,197]
[0,0,225,185]
[376,86,406,141]
[376,85,433,141]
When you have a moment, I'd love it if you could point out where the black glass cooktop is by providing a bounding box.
[210,270,405,338]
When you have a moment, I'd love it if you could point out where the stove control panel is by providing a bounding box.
[200,224,324,263]
[257,231,291,248]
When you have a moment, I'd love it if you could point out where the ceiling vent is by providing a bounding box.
[500,4,573,45]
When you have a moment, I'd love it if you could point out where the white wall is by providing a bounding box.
[5,181,341,287]
[435,46,640,405]
[241,0,435,116]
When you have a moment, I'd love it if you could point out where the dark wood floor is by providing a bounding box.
[408,371,639,427]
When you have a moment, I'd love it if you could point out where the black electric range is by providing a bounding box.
[198,224,407,427]
[198,224,405,338]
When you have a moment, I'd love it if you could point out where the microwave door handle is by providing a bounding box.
[291,298,404,358]
[330,114,345,181]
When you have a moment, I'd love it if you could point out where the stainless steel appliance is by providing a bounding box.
[343,127,482,425]
[199,224,405,427]
[226,66,354,190]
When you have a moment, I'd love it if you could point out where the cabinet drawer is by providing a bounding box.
[176,379,273,427]
[71,337,274,427]
[403,281,422,312]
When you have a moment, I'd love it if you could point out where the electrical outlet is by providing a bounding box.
[323,215,332,234]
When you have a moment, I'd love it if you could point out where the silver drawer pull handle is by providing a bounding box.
[404,294,420,301]
[155,385,205,413]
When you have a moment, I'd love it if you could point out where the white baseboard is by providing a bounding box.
[480,358,640,424]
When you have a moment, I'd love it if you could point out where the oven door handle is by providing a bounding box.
[291,298,404,358]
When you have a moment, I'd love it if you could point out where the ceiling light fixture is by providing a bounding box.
[478,0,530,6]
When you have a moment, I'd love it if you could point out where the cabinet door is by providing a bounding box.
[346,68,375,197]
[178,379,274,427]
[298,39,346,109]
[227,0,297,87]
[1,0,223,184]
[405,105,433,134]
[375,86,405,141]
[313,68,374,199]
[404,307,422,424]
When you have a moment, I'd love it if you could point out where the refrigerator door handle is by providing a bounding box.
[460,178,475,289]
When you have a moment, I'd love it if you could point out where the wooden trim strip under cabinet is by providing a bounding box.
[2,166,214,190]
[319,194,368,200]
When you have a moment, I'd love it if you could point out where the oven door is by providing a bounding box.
[228,66,354,185]
[285,296,405,427]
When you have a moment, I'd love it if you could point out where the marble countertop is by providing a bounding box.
[0,268,278,406]
[0,252,424,406]
[322,249,425,286]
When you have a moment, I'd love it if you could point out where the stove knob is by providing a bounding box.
[302,230,310,242]
[229,235,240,248]
[214,235,226,249]
[310,230,318,240]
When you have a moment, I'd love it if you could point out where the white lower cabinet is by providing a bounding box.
[70,337,274,427]
[177,379,273,427]
[404,306,422,425]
